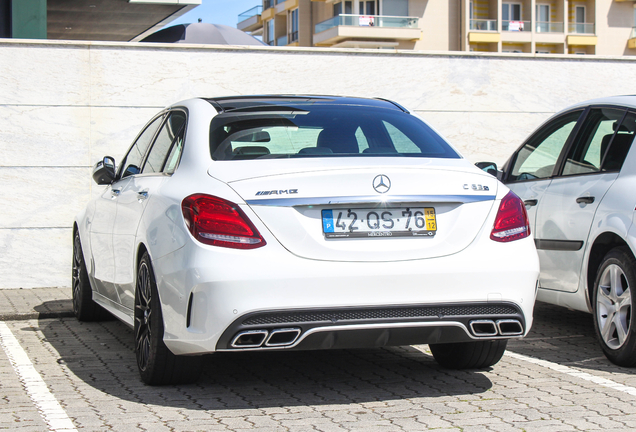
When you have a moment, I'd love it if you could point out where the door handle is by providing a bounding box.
[137,191,149,200]
[524,199,538,207]
[576,196,595,204]
[111,189,121,198]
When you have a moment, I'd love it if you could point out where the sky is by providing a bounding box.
[166,0,262,28]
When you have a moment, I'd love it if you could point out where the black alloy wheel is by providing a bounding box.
[134,252,202,385]
[72,230,108,321]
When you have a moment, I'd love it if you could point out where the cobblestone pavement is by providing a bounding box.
[2,300,636,431]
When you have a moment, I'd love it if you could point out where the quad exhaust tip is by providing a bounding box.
[496,319,523,336]
[469,320,498,336]
[231,328,301,348]
[231,330,269,348]
[469,319,523,337]
[265,328,301,347]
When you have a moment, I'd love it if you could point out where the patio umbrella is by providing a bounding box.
[141,22,265,46]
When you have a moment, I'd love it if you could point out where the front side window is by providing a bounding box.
[120,115,164,179]
[142,111,187,174]
[508,110,582,182]
[209,105,459,161]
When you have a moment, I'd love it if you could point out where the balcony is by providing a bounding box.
[502,20,530,32]
[468,19,499,44]
[237,5,263,32]
[535,22,564,33]
[277,35,288,46]
[469,19,497,31]
[568,22,595,34]
[313,14,421,47]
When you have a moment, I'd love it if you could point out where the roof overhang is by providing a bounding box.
[47,0,201,42]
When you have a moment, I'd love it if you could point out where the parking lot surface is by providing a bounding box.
[1,296,636,431]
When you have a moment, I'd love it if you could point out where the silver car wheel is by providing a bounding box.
[596,263,632,350]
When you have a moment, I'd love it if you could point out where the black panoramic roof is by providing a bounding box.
[205,95,407,114]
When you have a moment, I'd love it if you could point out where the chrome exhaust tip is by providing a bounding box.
[496,319,523,336]
[231,330,268,348]
[469,320,498,337]
[264,328,301,347]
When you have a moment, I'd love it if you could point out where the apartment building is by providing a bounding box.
[237,0,636,55]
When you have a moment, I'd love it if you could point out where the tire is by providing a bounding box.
[592,247,636,367]
[134,252,202,385]
[429,339,508,369]
[72,231,109,321]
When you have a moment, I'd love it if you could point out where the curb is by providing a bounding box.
[0,311,75,322]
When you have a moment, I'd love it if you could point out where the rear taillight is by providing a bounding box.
[490,191,530,242]
[181,194,266,249]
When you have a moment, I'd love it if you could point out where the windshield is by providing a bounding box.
[209,105,459,160]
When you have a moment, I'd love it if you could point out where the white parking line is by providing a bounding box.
[506,351,636,396]
[0,322,77,432]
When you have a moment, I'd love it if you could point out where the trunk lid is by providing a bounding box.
[209,159,499,262]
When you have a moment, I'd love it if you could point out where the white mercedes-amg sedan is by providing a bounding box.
[73,95,539,385]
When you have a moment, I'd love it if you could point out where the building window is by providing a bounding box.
[359,0,376,16]
[536,4,549,32]
[575,5,585,33]
[289,8,298,42]
[502,3,522,31]
[333,1,352,16]
[469,1,473,20]
[266,19,275,45]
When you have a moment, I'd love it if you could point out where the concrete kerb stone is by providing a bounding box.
[0,287,73,321]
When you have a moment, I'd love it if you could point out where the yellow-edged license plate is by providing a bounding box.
[322,207,437,239]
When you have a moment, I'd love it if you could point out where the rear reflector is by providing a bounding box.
[490,191,530,242]
[182,194,266,249]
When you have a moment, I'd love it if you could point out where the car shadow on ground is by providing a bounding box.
[508,301,636,375]
[34,309,494,409]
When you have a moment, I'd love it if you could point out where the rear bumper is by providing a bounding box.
[153,233,539,356]
[217,302,526,351]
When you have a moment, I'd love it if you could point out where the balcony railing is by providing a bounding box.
[568,22,595,34]
[535,21,564,33]
[289,31,299,43]
[502,20,530,31]
[277,35,288,46]
[238,5,263,22]
[469,19,497,31]
[315,14,419,34]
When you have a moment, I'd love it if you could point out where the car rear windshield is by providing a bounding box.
[209,105,459,160]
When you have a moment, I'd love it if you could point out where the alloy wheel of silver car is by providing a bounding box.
[596,263,631,350]
[593,247,636,367]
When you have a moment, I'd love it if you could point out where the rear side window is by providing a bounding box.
[142,111,186,174]
[209,105,459,160]
[562,108,626,176]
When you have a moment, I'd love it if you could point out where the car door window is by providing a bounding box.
[508,110,583,182]
[601,111,636,172]
[120,115,164,178]
[142,111,187,174]
[562,108,627,176]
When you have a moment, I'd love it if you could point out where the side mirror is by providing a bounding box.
[475,161,500,178]
[92,156,116,185]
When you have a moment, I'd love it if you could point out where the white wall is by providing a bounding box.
[2,39,636,288]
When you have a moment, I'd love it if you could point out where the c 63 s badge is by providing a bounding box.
[463,184,489,191]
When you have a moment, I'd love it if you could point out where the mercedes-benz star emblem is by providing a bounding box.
[373,175,391,194]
